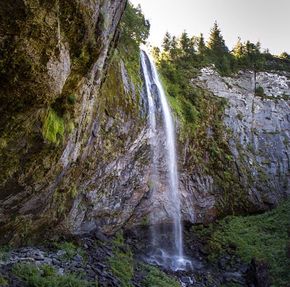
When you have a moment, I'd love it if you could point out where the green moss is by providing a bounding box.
[11,216,34,245]
[67,121,75,133]
[108,232,134,287]
[255,86,265,97]
[141,265,179,287]
[202,199,290,286]
[42,109,65,144]
[67,94,77,105]
[12,263,94,287]
[52,190,68,218]
[55,241,85,260]
[0,138,7,149]
[140,216,150,226]
[69,184,78,199]
[236,113,243,121]
[51,183,81,222]
[0,245,11,262]
[99,52,141,126]
[167,92,199,137]
[0,275,8,286]
[120,47,142,92]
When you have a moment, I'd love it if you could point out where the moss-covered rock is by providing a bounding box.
[0,0,127,244]
[192,199,290,286]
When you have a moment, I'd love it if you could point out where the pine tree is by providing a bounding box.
[245,41,264,70]
[197,33,207,55]
[232,37,244,58]
[207,21,228,55]
[280,52,290,59]
[207,22,232,75]
[179,31,193,55]
[169,36,179,59]
[162,32,172,52]
[152,47,160,61]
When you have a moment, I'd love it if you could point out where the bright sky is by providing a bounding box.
[130,0,290,55]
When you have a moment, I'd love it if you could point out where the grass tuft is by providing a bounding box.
[12,263,94,287]
[108,232,134,287]
[0,275,8,286]
[199,199,290,286]
[142,264,180,287]
[42,109,65,144]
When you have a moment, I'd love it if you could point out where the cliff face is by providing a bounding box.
[199,69,290,203]
[0,1,289,244]
[0,0,128,244]
[177,69,290,223]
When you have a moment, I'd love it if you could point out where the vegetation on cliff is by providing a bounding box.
[193,198,290,286]
[154,33,252,214]
[12,263,94,287]
[117,2,150,89]
[152,21,290,215]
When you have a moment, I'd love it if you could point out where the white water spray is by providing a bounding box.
[141,50,190,270]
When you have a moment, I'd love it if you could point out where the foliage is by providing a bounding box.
[119,2,150,47]
[279,52,290,59]
[0,275,8,286]
[157,22,290,77]
[54,241,85,261]
[12,263,94,287]
[108,232,134,287]
[207,22,229,55]
[255,86,265,97]
[0,245,11,262]
[42,109,65,144]
[117,2,150,90]
[141,264,180,287]
[155,40,251,213]
[195,199,290,286]
[197,33,207,55]
[233,40,265,71]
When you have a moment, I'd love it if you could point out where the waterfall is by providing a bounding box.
[141,50,191,271]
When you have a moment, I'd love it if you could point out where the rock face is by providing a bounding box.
[0,0,130,243]
[0,1,289,243]
[177,68,290,223]
[202,69,289,202]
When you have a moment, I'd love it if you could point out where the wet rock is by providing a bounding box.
[94,230,109,242]
[246,258,271,287]
[180,275,196,285]
[194,68,290,216]
[223,271,244,284]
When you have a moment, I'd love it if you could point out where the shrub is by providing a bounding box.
[255,86,265,97]
[0,276,8,286]
[54,241,85,261]
[108,232,134,287]
[204,199,290,286]
[12,263,94,287]
[142,265,179,287]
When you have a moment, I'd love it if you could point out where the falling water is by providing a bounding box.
[141,50,191,271]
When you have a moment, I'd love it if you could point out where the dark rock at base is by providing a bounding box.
[246,258,271,287]
[93,230,109,242]
[180,276,196,285]
[223,271,244,285]
[287,228,290,259]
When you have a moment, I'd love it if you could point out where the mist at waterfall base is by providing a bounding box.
[140,50,193,271]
